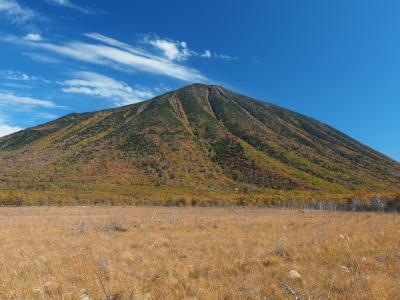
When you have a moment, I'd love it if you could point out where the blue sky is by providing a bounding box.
[0,0,398,161]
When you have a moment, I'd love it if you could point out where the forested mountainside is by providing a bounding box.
[1,84,399,204]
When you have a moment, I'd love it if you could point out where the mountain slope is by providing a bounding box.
[1,83,399,197]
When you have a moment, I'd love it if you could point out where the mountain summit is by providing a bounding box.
[1,84,399,198]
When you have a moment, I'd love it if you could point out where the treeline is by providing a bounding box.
[0,189,399,212]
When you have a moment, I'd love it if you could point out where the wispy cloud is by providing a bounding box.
[0,92,58,108]
[1,82,31,89]
[45,0,96,14]
[22,52,61,64]
[200,49,237,60]
[0,92,58,137]
[0,70,30,81]
[0,70,50,83]
[83,33,158,59]
[0,0,36,24]
[36,112,58,119]
[0,91,59,137]
[6,33,236,82]
[60,71,155,105]
[213,53,237,60]
[7,33,207,82]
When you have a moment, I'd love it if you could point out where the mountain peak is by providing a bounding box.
[179,82,226,92]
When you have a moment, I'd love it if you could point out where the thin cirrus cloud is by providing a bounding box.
[61,71,155,106]
[0,0,36,24]
[10,33,208,82]
[36,112,58,119]
[0,70,31,81]
[0,92,58,108]
[45,0,95,14]
[22,52,61,64]
[0,70,51,85]
[0,70,42,81]
[200,49,237,60]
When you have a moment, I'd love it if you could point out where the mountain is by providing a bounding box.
[0,84,399,203]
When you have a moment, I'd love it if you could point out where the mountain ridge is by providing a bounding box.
[1,83,399,202]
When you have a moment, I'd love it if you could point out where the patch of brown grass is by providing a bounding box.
[0,207,398,299]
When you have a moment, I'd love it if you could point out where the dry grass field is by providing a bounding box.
[0,207,399,299]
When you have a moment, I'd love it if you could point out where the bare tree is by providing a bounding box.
[372,196,387,212]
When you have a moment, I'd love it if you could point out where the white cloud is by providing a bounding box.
[146,38,191,61]
[0,0,36,24]
[142,35,236,61]
[9,33,207,82]
[24,33,43,41]
[45,0,94,14]
[0,123,21,137]
[201,50,212,58]
[0,92,58,108]
[60,71,154,105]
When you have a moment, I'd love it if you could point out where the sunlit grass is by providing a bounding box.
[0,207,399,299]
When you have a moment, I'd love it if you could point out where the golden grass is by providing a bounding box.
[0,207,399,299]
